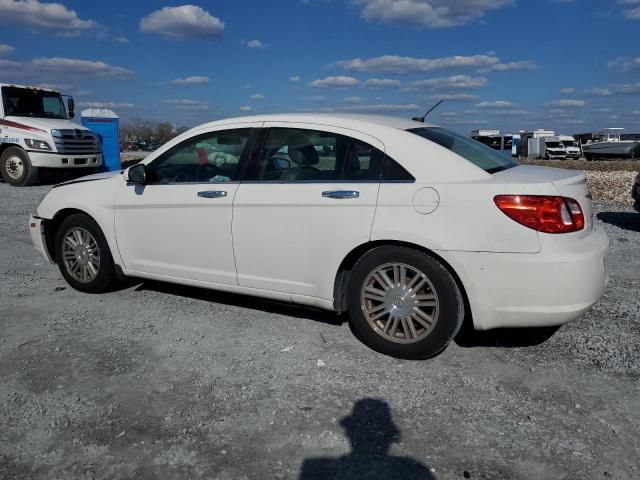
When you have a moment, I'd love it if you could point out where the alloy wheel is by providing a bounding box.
[62,227,101,283]
[360,263,439,344]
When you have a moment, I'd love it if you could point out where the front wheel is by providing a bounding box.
[0,147,39,186]
[54,214,117,293]
[347,246,464,359]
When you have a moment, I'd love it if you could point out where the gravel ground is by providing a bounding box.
[1,182,639,480]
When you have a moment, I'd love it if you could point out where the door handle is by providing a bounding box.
[322,190,360,199]
[197,190,227,199]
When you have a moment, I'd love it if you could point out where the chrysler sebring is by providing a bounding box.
[29,114,609,359]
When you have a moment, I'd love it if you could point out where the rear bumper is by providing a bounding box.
[440,225,610,330]
[29,215,54,263]
[28,151,103,169]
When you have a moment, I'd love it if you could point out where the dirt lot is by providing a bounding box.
[1,181,639,480]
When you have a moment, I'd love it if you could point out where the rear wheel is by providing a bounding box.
[0,147,39,186]
[54,214,117,293]
[347,246,464,359]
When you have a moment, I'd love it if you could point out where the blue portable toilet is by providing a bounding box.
[81,108,120,171]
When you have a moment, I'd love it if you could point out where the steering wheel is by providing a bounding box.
[195,163,220,182]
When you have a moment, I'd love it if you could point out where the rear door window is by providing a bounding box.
[409,127,518,174]
[252,127,383,182]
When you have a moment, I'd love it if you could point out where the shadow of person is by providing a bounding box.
[299,399,435,480]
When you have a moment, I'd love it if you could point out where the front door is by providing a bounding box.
[232,123,384,301]
[114,125,258,285]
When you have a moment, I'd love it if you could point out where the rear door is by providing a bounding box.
[232,123,384,301]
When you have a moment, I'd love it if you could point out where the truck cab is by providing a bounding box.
[0,84,103,186]
[559,135,582,160]
[543,136,567,160]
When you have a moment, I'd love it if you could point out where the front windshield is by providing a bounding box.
[408,127,518,174]
[562,141,577,147]
[1,86,67,119]
[546,142,563,148]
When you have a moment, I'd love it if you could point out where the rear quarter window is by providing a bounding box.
[408,127,518,174]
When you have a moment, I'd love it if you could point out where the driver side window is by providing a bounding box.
[146,129,251,184]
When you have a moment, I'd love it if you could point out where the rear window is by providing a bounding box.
[408,127,518,174]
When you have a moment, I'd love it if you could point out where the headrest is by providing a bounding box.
[287,133,319,166]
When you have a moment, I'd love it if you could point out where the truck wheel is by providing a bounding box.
[54,214,117,293]
[347,246,464,360]
[0,147,39,186]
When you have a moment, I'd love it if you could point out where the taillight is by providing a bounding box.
[494,195,585,234]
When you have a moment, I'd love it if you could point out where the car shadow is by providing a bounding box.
[298,398,435,480]
[454,323,560,349]
[596,211,640,233]
[134,280,345,327]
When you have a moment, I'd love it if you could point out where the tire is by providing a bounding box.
[584,154,593,161]
[347,246,464,360]
[54,214,117,293]
[0,147,39,186]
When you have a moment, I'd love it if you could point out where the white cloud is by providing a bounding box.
[171,76,210,85]
[405,75,487,92]
[475,100,517,109]
[365,78,401,89]
[78,101,135,109]
[0,0,97,36]
[348,103,422,112]
[247,39,265,48]
[301,95,328,101]
[240,106,252,112]
[619,0,640,19]
[114,36,130,44]
[633,110,640,115]
[560,87,575,94]
[607,56,640,71]
[336,54,499,74]
[355,0,513,28]
[140,5,224,40]
[289,75,302,82]
[478,60,537,73]
[585,83,640,96]
[544,99,586,108]
[308,103,422,113]
[310,76,361,88]
[593,108,612,113]
[31,57,133,79]
[0,44,14,55]
[427,93,479,102]
[165,99,209,111]
[344,96,364,103]
[250,93,266,100]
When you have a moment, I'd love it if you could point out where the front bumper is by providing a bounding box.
[28,151,103,169]
[441,225,610,330]
[29,215,54,263]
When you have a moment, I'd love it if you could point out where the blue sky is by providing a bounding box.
[0,0,639,134]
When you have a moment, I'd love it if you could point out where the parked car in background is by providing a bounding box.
[0,83,102,186]
[29,114,609,359]
[633,171,640,212]
[559,135,582,160]
[544,137,567,160]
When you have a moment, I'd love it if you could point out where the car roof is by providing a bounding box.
[197,113,436,132]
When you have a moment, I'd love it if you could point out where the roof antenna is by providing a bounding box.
[412,99,444,123]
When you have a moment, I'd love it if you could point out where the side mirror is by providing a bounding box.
[127,163,146,184]
[67,97,75,119]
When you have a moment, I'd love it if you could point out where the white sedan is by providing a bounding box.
[29,114,609,359]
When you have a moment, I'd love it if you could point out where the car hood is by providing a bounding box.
[4,116,88,132]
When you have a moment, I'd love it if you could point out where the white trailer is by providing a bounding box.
[0,83,103,186]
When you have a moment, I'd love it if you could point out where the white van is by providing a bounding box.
[543,136,567,160]
[559,135,582,160]
[0,84,103,186]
